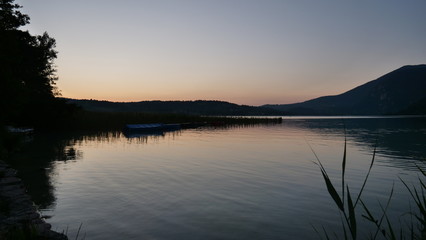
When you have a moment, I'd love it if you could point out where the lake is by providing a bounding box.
[7,116,426,239]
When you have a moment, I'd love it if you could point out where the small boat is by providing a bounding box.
[124,123,181,132]
[6,126,34,135]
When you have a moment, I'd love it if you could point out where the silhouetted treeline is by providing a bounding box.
[65,99,285,116]
[0,0,77,129]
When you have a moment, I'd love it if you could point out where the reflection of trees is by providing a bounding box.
[4,130,183,209]
[4,118,424,209]
[5,133,82,209]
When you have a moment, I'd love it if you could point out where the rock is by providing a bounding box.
[0,160,68,240]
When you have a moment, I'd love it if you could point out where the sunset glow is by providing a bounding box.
[18,0,426,105]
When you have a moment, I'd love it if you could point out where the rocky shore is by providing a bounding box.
[0,160,67,239]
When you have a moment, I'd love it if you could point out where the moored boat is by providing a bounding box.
[6,126,34,135]
[124,123,181,132]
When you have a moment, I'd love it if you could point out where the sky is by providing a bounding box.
[16,0,426,106]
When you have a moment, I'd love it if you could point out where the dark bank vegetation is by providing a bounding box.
[65,98,285,116]
[60,110,282,131]
[0,1,72,239]
[0,0,78,131]
[0,0,281,160]
[0,0,282,134]
[56,99,285,131]
[0,0,280,154]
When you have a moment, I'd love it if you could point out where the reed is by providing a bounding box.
[54,110,282,131]
[310,137,375,240]
[313,139,426,240]
[399,165,426,239]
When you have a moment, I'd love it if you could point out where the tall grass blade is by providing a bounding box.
[308,139,344,211]
[372,183,395,239]
[342,137,347,207]
[416,165,426,177]
[384,213,396,240]
[309,138,349,238]
[322,226,331,240]
[399,177,426,226]
[360,199,377,224]
[354,144,376,207]
[75,223,83,240]
[321,169,344,211]
[408,204,415,240]
[360,200,382,240]
[421,181,426,216]
[420,179,426,191]
[400,177,417,202]
[311,224,324,240]
[347,186,357,239]
[312,224,330,240]
[341,216,348,240]
[412,186,426,221]
[306,140,321,164]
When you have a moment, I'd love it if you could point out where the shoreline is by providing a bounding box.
[0,160,67,239]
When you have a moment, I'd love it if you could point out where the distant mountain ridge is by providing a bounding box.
[65,65,426,116]
[64,99,284,116]
[264,65,426,115]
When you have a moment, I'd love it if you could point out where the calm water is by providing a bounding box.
[8,117,426,239]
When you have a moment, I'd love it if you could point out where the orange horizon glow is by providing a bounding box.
[19,0,426,106]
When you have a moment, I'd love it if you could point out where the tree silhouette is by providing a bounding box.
[0,0,29,30]
[0,0,74,128]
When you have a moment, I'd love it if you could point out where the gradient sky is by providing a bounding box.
[17,0,426,106]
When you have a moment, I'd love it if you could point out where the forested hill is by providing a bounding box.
[264,65,426,115]
[64,99,285,116]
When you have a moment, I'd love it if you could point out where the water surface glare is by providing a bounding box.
[10,117,426,239]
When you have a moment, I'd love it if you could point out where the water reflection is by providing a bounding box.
[282,117,426,161]
[4,117,426,237]
[6,132,83,208]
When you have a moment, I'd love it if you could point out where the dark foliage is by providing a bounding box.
[0,0,77,129]
[64,99,285,116]
[0,0,29,30]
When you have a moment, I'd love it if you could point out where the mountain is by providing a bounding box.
[64,99,284,116]
[264,65,426,115]
[397,96,426,115]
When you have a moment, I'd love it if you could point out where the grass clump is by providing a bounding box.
[312,138,426,240]
[399,166,426,239]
